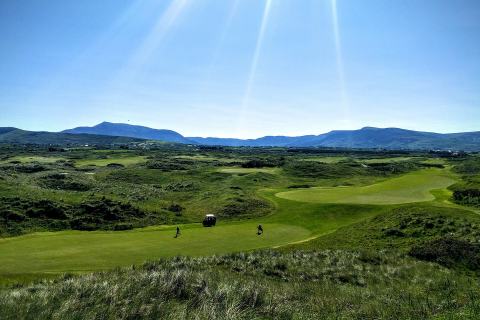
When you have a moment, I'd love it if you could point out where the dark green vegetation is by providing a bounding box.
[0,143,479,319]
[450,156,480,207]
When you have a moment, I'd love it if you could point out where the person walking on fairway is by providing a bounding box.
[175,226,180,238]
[257,224,263,235]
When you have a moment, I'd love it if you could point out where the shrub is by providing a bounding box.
[409,237,480,271]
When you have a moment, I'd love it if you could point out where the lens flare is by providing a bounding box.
[331,0,350,124]
[236,0,273,137]
[130,0,191,67]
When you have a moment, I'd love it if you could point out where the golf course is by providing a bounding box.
[0,165,457,281]
[1,145,479,319]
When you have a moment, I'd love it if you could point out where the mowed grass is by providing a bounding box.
[0,223,310,280]
[301,156,349,163]
[75,156,147,167]
[218,167,280,174]
[276,168,455,205]
[2,156,65,164]
[362,156,413,164]
[0,198,383,282]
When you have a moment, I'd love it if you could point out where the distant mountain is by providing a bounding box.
[63,122,193,144]
[189,127,480,151]
[0,128,144,145]
[7,122,480,150]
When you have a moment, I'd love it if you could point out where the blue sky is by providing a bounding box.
[0,0,479,138]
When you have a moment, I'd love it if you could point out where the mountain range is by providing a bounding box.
[1,122,480,151]
[0,127,142,145]
[62,122,480,151]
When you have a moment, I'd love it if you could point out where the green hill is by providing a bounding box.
[0,128,145,145]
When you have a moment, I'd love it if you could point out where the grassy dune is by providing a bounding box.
[276,168,455,205]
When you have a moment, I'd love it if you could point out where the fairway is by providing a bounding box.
[0,223,310,277]
[276,168,455,205]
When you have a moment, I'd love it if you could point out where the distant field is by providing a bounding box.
[301,156,349,163]
[2,156,65,164]
[175,155,239,163]
[276,169,455,205]
[362,157,413,164]
[75,156,147,167]
[218,167,280,174]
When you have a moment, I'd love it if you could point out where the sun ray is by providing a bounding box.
[130,0,192,68]
[235,0,273,137]
[331,0,351,125]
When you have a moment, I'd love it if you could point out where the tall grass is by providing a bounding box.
[1,250,479,319]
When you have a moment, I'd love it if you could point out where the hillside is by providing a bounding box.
[0,128,143,145]
[63,122,193,144]
[190,127,480,151]
[6,122,480,150]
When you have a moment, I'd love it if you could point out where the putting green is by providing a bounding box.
[0,223,310,276]
[276,168,455,205]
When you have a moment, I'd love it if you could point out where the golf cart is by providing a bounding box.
[203,214,216,227]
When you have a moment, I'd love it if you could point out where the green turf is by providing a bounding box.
[362,156,413,164]
[276,168,455,205]
[300,156,349,163]
[2,156,65,164]
[218,167,280,174]
[75,156,147,167]
[0,223,310,277]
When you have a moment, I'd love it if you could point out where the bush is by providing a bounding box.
[25,200,68,220]
[453,189,480,207]
[220,197,271,217]
[409,237,480,271]
[38,173,91,192]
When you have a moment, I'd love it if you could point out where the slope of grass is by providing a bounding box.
[301,204,480,252]
[1,250,479,320]
[276,168,455,205]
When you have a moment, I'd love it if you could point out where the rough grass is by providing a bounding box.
[301,204,480,253]
[276,168,455,205]
[1,250,478,320]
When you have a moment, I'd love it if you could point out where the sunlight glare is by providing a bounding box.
[236,0,273,137]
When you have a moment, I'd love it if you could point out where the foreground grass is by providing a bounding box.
[1,250,478,320]
[276,168,455,205]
